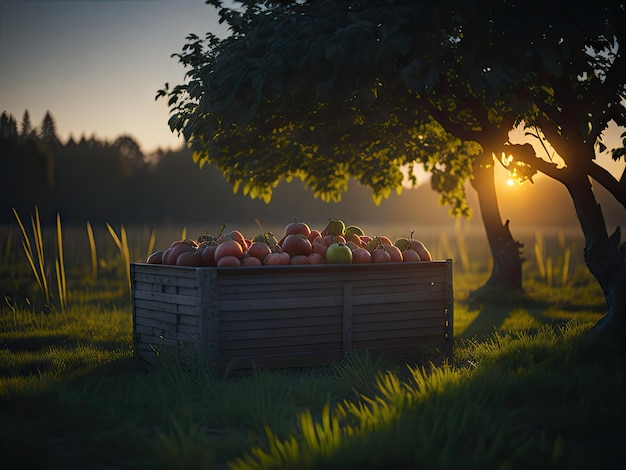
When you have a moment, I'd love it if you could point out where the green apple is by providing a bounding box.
[394,237,410,251]
[321,219,345,237]
[344,225,365,237]
[326,242,353,264]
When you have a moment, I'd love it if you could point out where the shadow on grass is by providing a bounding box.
[459,285,606,340]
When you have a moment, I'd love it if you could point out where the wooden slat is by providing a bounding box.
[352,316,447,333]
[351,299,446,316]
[218,307,340,323]
[352,325,448,342]
[219,331,342,351]
[218,341,342,358]
[220,314,342,332]
[134,289,199,307]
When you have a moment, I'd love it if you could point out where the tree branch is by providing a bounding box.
[588,160,626,209]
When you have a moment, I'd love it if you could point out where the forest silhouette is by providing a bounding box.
[1,110,623,232]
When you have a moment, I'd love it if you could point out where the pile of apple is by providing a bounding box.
[146,219,432,267]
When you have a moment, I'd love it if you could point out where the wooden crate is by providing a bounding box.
[131,260,453,369]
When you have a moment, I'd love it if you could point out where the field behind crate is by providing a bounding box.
[132,260,453,369]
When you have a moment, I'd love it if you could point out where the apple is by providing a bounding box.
[307,229,322,243]
[308,252,326,264]
[345,232,364,247]
[408,239,432,261]
[290,254,311,265]
[352,247,372,263]
[263,251,290,265]
[280,233,312,257]
[217,255,242,267]
[242,256,262,266]
[284,220,311,237]
[344,225,365,237]
[371,248,392,263]
[146,250,164,264]
[246,241,272,261]
[394,237,411,252]
[320,219,345,237]
[326,242,353,264]
[164,243,193,265]
[402,249,421,262]
[176,249,203,267]
[384,244,403,262]
[312,239,328,257]
[200,243,218,266]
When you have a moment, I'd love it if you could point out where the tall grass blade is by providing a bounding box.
[13,208,45,301]
[546,256,553,288]
[106,222,131,294]
[561,246,570,286]
[86,221,98,279]
[121,225,131,292]
[439,232,456,270]
[146,228,156,260]
[106,222,123,252]
[55,213,67,313]
[31,207,49,304]
[534,232,546,280]
[455,228,470,273]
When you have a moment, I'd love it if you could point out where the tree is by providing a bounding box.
[19,110,36,142]
[0,112,18,142]
[39,110,60,146]
[159,0,525,293]
[467,2,626,339]
[113,135,145,177]
[160,0,625,340]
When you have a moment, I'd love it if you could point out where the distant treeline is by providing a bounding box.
[0,110,455,230]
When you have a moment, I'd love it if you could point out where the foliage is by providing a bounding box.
[159,0,487,211]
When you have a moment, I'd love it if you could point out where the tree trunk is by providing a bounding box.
[565,172,626,343]
[469,153,524,298]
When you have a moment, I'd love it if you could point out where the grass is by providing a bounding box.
[0,220,623,468]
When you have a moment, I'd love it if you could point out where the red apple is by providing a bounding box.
[246,241,272,261]
[281,233,312,257]
[408,240,432,261]
[402,249,421,262]
[284,220,311,237]
[290,254,311,265]
[307,229,322,243]
[242,256,262,266]
[312,239,328,257]
[384,244,403,263]
[308,252,326,264]
[352,248,372,263]
[263,252,290,265]
[371,249,392,263]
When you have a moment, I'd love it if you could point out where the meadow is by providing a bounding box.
[0,213,623,469]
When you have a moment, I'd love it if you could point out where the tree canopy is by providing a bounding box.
[160,0,626,338]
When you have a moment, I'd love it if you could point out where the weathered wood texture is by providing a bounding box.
[132,260,453,369]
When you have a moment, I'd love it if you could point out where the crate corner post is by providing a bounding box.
[198,268,219,367]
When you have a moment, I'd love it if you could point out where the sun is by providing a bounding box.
[506,178,515,187]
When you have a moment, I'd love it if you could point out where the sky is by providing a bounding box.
[0,0,623,179]
[0,0,230,153]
